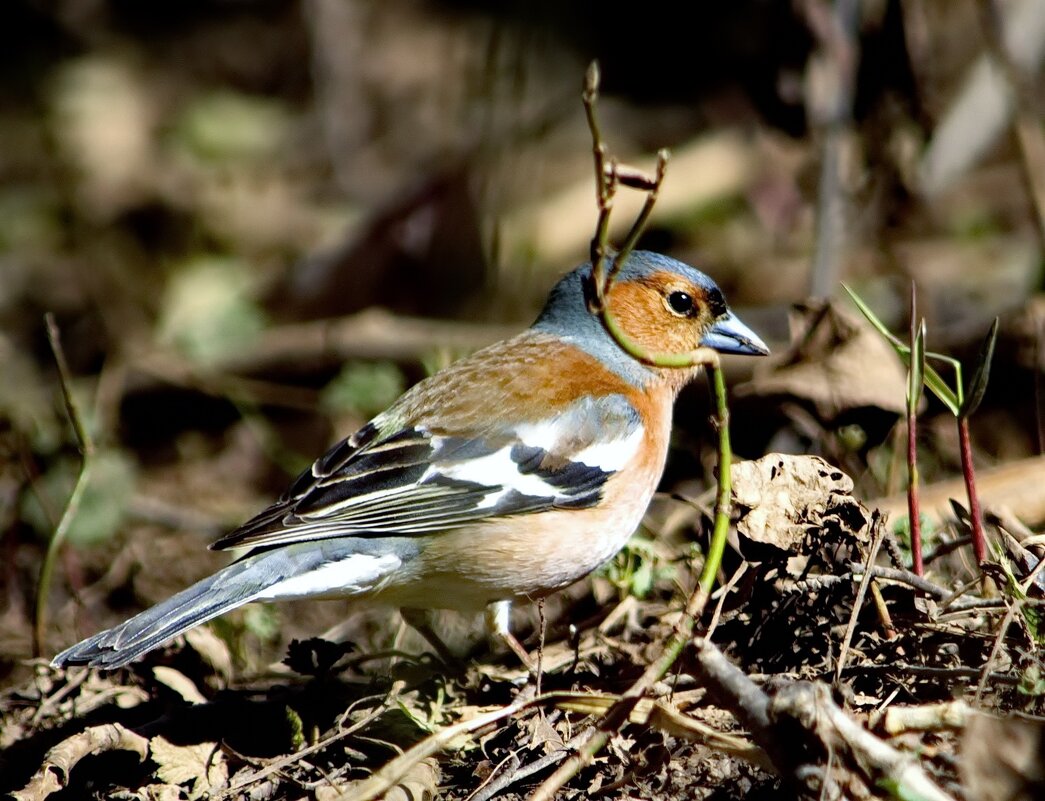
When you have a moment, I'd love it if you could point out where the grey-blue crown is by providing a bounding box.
[534,250,721,333]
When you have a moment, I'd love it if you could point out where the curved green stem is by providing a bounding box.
[34,461,92,657]
[600,306,718,369]
[700,362,732,594]
[34,313,96,658]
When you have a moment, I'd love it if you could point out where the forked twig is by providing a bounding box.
[529,61,736,801]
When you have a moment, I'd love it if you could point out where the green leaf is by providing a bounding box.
[1022,603,1044,644]
[842,284,962,415]
[960,318,999,419]
[284,706,305,751]
[242,604,282,643]
[841,284,904,348]
[1018,664,1045,696]
[924,351,964,413]
[907,318,926,410]
[172,90,292,163]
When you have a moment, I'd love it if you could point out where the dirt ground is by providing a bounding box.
[2,2,1045,799]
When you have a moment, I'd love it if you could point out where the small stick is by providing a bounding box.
[835,515,886,687]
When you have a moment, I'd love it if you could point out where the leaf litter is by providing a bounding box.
[5,437,1044,800]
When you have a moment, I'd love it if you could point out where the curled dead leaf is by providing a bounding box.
[731,454,871,563]
[13,723,149,801]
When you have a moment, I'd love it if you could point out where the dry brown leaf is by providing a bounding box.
[732,454,871,558]
[183,625,234,680]
[138,784,183,801]
[149,736,228,800]
[151,666,207,705]
[737,301,908,418]
[324,757,441,801]
[526,712,566,754]
[13,723,149,801]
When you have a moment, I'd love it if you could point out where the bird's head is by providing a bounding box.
[590,251,769,359]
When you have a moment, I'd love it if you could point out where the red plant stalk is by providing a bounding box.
[907,408,924,576]
[958,417,987,564]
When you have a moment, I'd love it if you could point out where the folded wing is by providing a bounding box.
[212,393,644,552]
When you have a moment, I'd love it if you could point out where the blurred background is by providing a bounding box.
[1,0,1043,683]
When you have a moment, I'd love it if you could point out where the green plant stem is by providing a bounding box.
[907,408,923,576]
[34,313,96,658]
[600,307,719,369]
[532,60,738,801]
[701,361,731,593]
[34,465,92,658]
[958,417,986,564]
[907,298,924,577]
[530,362,733,801]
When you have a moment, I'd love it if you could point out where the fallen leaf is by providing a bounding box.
[152,667,207,705]
[737,301,908,418]
[732,454,871,562]
[150,736,228,801]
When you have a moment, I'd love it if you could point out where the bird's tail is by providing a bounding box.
[51,541,404,669]
[52,556,271,669]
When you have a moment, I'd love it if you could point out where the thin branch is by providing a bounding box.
[846,563,951,600]
[583,61,614,308]
[835,515,886,687]
[615,150,669,271]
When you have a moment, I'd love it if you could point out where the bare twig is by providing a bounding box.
[769,682,958,801]
[974,598,1023,706]
[846,562,951,600]
[835,515,886,687]
[844,662,1021,687]
[881,700,971,735]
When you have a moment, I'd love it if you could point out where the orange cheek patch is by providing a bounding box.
[605,280,701,354]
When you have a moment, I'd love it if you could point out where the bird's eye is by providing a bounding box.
[667,291,695,316]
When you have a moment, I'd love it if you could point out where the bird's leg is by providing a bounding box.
[485,600,536,672]
[400,607,458,664]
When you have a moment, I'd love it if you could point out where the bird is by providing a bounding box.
[53,250,768,670]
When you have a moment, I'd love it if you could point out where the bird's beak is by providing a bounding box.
[701,311,770,356]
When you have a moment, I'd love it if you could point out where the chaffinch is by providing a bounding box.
[53,250,768,669]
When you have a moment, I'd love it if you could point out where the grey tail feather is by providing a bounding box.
[52,558,269,670]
